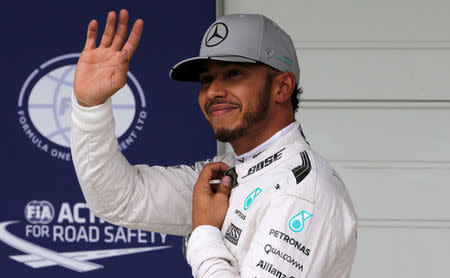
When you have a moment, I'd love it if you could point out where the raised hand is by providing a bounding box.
[74,9,143,107]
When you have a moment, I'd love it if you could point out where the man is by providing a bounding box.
[71,9,357,277]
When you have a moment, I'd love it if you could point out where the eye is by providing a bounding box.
[228,69,241,77]
[199,75,212,85]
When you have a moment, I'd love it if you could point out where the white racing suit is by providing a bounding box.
[71,95,357,278]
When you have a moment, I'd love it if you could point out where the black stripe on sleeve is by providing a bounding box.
[291,151,311,184]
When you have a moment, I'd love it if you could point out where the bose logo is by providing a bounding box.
[242,148,284,179]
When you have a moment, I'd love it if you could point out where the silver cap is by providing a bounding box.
[170,14,299,84]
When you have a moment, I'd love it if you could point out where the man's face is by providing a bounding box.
[198,60,275,142]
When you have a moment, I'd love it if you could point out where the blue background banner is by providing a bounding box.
[0,1,216,277]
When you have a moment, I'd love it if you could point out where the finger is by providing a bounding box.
[100,11,116,47]
[194,162,229,194]
[210,182,219,193]
[122,18,144,60]
[198,162,230,183]
[111,9,129,50]
[84,20,98,50]
[121,49,129,63]
[216,175,232,197]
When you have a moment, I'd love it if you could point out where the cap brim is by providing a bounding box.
[169,56,257,81]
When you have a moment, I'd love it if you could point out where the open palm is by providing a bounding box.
[74,10,143,107]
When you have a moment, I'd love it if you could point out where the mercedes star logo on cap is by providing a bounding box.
[205,22,228,47]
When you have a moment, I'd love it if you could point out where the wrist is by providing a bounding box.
[75,97,107,108]
[192,220,221,231]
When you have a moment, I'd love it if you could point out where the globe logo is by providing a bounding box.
[24,200,55,224]
[18,53,148,161]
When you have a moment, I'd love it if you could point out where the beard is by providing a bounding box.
[213,75,273,142]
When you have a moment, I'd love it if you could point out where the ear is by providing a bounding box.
[273,72,295,104]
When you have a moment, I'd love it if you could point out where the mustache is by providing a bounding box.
[207,99,241,110]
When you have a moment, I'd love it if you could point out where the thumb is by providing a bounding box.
[216,175,232,197]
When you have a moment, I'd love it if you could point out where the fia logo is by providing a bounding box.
[288,210,312,233]
[243,187,262,210]
[24,200,55,224]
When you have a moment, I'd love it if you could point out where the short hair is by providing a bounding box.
[291,85,303,113]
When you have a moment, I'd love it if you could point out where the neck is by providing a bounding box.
[230,117,294,156]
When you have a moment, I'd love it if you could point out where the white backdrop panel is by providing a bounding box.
[300,49,450,100]
[299,104,450,161]
[339,166,450,220]
[223,0,450,41]
[353,227,450,278]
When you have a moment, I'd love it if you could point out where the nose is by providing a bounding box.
[205,79,227,99]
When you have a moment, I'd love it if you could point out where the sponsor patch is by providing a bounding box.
[235,209,246,220]
[256,259,295,278]
[264,244,304,272]
[224,223,242,245]
[288,210,312,233]
[269,229,310,256]
[242,148,285,179]
[243,187,262,210]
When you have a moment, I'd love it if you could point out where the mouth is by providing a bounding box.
[207,102,240,117]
